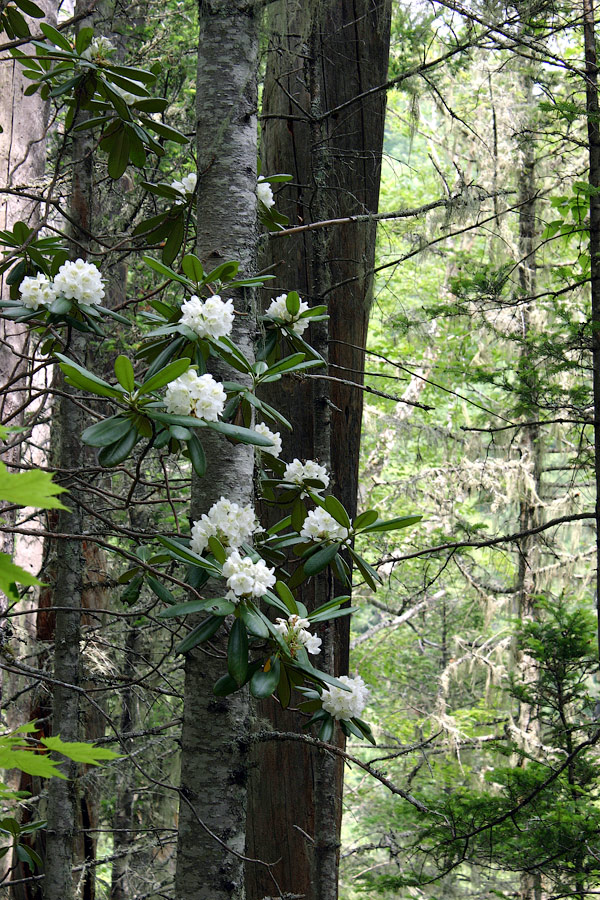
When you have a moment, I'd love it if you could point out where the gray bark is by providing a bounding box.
[174,2,258,898]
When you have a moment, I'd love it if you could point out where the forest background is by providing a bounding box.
[1,0,599,898]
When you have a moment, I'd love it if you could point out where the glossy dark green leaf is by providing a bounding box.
[140,357,190,394]
[39,21,72,50]
[275,580,298,615]
[107,127,130,180]
[146,576,175,606]
[227,618,248,686]
[81,416,132,448]
[143,255,193,287]
[97,428,139,467]
[114,355,135,392]
[360,514,422,534]
[324,495,352,530]
[181,253,204,283]
[213,673,239,696]
[348,546,381,590]
[250,657,281,698]
[318,716,334,742]
[175,615,223,654]
[303,542,342,576]
[187,432,206,477]
[277,664,291,708]
[139,116,188,144]
[55,353,123,399]
[162,217,184,266]
[157,597,218,618]
[239,602,270,638]
[206,420,274,446]
[352,509,379,530]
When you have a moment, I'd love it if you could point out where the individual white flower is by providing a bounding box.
[180,294,234,340]
[111,81,144,104]
[265,293,311,336]
[170,172,197,197]
[253,422,282,458]
[283,458,329,496]
[19,273,57,310]
[164,370,226,421]
[222,549,276,601]
[321,675,369,720]
[81,36,115,61]
[257,181,275,209]
[300,507,349,542]
[191,497,261,555]
[54,259,105,306]
[274,614,322,656]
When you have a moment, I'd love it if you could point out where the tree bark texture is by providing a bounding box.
[583,0,600,662]
[246,1,391,898]
[174,2,258,898]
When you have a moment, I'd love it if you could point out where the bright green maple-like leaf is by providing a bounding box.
[0,462,67,509]
[0,552,42,602]
[41,736,120,765]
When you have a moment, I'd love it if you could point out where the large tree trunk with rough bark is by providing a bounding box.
[173,2,258,899]
[246,2,391,898]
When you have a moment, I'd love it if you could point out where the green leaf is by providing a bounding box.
[0,553,42,602]
[308,595,351,620]
[318,717,334,742]
[228,618,248,686]
[187,433,206,477]
[0,462,67,509]
[285,291,300,316]
[74,26,94,53]
[239,602,270,638]
[157,598,219,618]
[5,6,30,37]
[162,218,184,267]
[97,428,139,467]
[213,673,239,696]
[139,117,189,144]
[206,420,275,446]
[250,657,281,698]
[303,542,342,576]
[15,0,44,16]
[324,495,352,530]
[81,416,132,448]
[175,616,223,654]
[156,536,221,576]
[143,255,194,287]
[0,748,65,779]
[360,514,422,534]
[352,509,379,530]
[41,736,120,765]
[107,126,130,180]
[275,580,298,615]
[277,664,291,708]
[113,355,135,392]
[140,358,190,394]
[347,546,381,589]
[146,576,175,606]
[55,354,123,399]
[181,254,204,283]
[39,22,72,50]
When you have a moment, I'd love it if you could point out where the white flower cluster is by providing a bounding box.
[19,273,58,310]
[171,172,197,197]
[257,181,275,209]
[283,458,329,496]
[164,370,226,421]
[300,507,349,543]
[321,675,369,721]
[82,36,115,61]
[273,614,321,656]
[180,294,234,341]
[19,260,105,310]
[191,497,260,555]
[265,293,310,336]
[254,422,282,458]
[54,259,105,306]
[222,549,276,601]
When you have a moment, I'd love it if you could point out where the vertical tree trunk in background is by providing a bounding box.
[42,10,95,897]
[0,0,53,700]
[174,2,257,898]
[583,0,600,662]
[246,1,391,897]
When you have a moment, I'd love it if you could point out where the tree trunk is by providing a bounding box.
[173,2,258,898]
[246,1,391,898]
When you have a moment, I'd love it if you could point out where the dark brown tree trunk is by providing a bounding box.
[246,2,391,897]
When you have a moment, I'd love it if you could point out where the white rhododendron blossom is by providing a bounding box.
[321,675,369,720]
[265,293,310,335]
[190,497,261,555]
[170,172,197,197]
[300,507,349,543]
[19,273,58,310]
[283,458,329,495]
[164,370,226,421]
[253,422,282,458]
[222,550,276,600]
[180,294,234,340]
[257,181,275,209]
[274,614,322,656]
[82,36,115,60]
[54,259,105,306]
